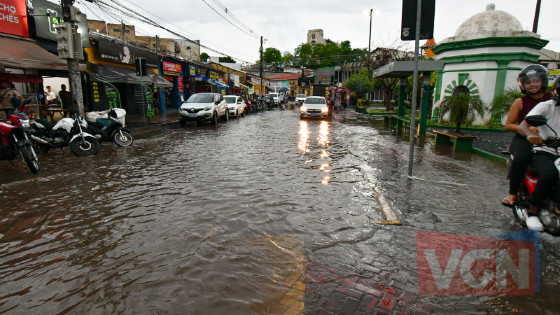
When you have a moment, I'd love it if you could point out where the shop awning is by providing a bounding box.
[85,63,173,87]
[0,73,43,83]
[0,35,67,70]
[196,74,228,90]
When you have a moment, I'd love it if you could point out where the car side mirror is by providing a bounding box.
[525,115,547,127]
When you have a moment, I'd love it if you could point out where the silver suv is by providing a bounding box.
[179,93,229,125]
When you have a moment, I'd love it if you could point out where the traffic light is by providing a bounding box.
[54,22,74,59]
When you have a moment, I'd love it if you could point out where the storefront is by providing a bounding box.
[161,60,182,111]
[84,36,172,116]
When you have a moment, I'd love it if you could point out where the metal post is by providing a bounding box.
[408,0,422,177]
[139,71,147,127]
[367,9,373,80]
[260,36,264,96]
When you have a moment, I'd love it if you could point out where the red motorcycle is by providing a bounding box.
[504,115,560,234]
[0,112,39,174]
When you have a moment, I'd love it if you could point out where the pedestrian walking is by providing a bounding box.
[0,79,24,118]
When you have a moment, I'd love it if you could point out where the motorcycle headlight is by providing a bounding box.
[300,106,307,112]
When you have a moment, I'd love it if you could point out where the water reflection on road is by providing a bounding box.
[0,109,558,313]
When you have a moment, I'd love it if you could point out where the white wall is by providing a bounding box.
[43,77,70,96]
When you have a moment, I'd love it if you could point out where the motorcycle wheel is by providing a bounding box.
[113,130,133,147]
[70,136,100,156]
[19,144,39,174]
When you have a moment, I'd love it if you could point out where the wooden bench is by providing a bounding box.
[432,129,477,152]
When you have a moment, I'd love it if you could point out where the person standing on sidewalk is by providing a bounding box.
[0,79,23,118]
[502,64,551,207]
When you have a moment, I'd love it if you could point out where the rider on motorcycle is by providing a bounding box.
[502,65,551,207]
[517,76,560,229]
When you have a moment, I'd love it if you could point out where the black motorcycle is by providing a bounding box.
[86,109,133,147]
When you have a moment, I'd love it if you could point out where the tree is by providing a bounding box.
[345,69,373,99]
[282,51,293,65]
[439,86,485,133]
[263,48,282,64]
[200,52,210,62]
[369,43,414,111]
[488,87,522,126]
[219,56,236,63]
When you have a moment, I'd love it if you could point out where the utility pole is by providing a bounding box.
[155,35,159,53]
[367,9,373,79]
[59,0,84,116]
[259,36,264,96]
[532,0,541,33]
[121,21,125,42]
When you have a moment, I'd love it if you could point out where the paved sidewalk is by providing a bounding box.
[125,111,179,129]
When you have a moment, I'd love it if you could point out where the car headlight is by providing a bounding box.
[321,107,329,113]
[204,106,212,111]
[300,106,307,112]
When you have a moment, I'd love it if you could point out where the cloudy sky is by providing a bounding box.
[75,0,560,64]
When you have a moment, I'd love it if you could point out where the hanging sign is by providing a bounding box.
[0,0,28,37]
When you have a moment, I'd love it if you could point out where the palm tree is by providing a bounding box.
[439,86,485,134]
[488,87,522,126]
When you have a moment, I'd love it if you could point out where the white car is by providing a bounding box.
[295,94,307,104]
[224,95,246,118]
[269,93,279,105]
[300,96,329,119]
[179,93,229,125]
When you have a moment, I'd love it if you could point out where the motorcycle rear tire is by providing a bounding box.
[70,136,100,156]
[113,130,133,147]
[19,144,39,174]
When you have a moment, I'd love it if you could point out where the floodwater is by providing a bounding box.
[1,109,559,314]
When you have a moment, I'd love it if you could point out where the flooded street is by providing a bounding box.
[1,109,560,314]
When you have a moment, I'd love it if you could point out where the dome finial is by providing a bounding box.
[486,3,495,11]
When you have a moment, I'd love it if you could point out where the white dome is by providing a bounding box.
[453,4,526,41]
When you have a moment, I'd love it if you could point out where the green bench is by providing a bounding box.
[433,129,477,152]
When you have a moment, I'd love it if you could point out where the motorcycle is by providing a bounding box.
[504,115,560,234]
[0,112,39,174]
[30,114,100,156]
[85,109,133,147]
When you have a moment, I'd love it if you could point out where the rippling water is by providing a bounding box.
[1,109,559,314]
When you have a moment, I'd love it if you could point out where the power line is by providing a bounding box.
[210,0,261,38]
[85,0,253,63]
[200,0,259,39]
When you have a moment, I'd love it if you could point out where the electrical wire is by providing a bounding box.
[200,0,258,39]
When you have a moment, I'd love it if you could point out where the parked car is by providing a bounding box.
[295,94,307,104]
[179,93,229,125]
[269,93,279,105]
[300,96,329,119]
[224,95,246,118]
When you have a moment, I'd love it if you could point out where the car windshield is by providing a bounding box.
[297,94,306,98]
[305,98,326,104]
[224,96,237,103]
[270,93,278,97]
[187,94,214,103]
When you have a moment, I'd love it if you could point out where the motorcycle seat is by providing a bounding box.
[89,120,106,129]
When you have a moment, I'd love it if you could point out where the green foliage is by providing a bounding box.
[263,48,282,64]
[489,87,522,120]
[345,69,374,98]
[219,56,236,63]
[293,41,365,69]
[439,92,485,133]
[200,52,210,62]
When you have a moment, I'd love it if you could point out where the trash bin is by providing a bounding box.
[357,99,363,108]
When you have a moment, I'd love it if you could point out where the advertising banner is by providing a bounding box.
[97,37,158,67]
[163,61,181,73]
[31,0,89,47]
[0,0,28,37]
